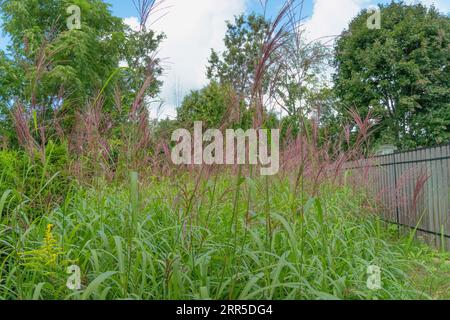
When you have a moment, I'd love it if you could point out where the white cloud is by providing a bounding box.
[303,0,370,44]
[299,0,370,86]
[303,0,449,46]
[125,0,246,119]
[123,16,140,32]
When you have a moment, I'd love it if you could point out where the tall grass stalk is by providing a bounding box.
[0,173,447,300]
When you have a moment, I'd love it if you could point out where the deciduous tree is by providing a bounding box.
[333,2,450,149]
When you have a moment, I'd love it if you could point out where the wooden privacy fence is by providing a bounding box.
[343,143,450,249]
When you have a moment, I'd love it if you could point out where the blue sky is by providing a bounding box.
[1,0,449,118]
[105,0,315,20]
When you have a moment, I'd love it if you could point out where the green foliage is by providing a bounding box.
[18,223,65,273]
[0,1,448,302]
[0,51,20,146]
[177,81,252,129]
[333,2,450,149]
[0,0,164,144]
[0,0,123,143]
[273,36,330,118]
[0,173,447,300]
[206,11,333,143]
[0,0,125,101]
[119,25,165,113]
[0,141,70,219]
[207,14,269,97]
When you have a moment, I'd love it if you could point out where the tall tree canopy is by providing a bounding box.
[207,14,269,98]
[205,11,330,130]
[176,81,253,130]
[333,2,450,149]
[0,0,125,104]
[0,0,164,146]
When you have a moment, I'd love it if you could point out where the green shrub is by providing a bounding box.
[0,141,71,220]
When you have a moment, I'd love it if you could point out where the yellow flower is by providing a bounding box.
[45,224,56,247]
[19,223,63,271]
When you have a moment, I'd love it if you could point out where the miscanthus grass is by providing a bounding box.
[0,174,448,300]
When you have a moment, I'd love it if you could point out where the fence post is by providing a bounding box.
[392,151,400,234]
